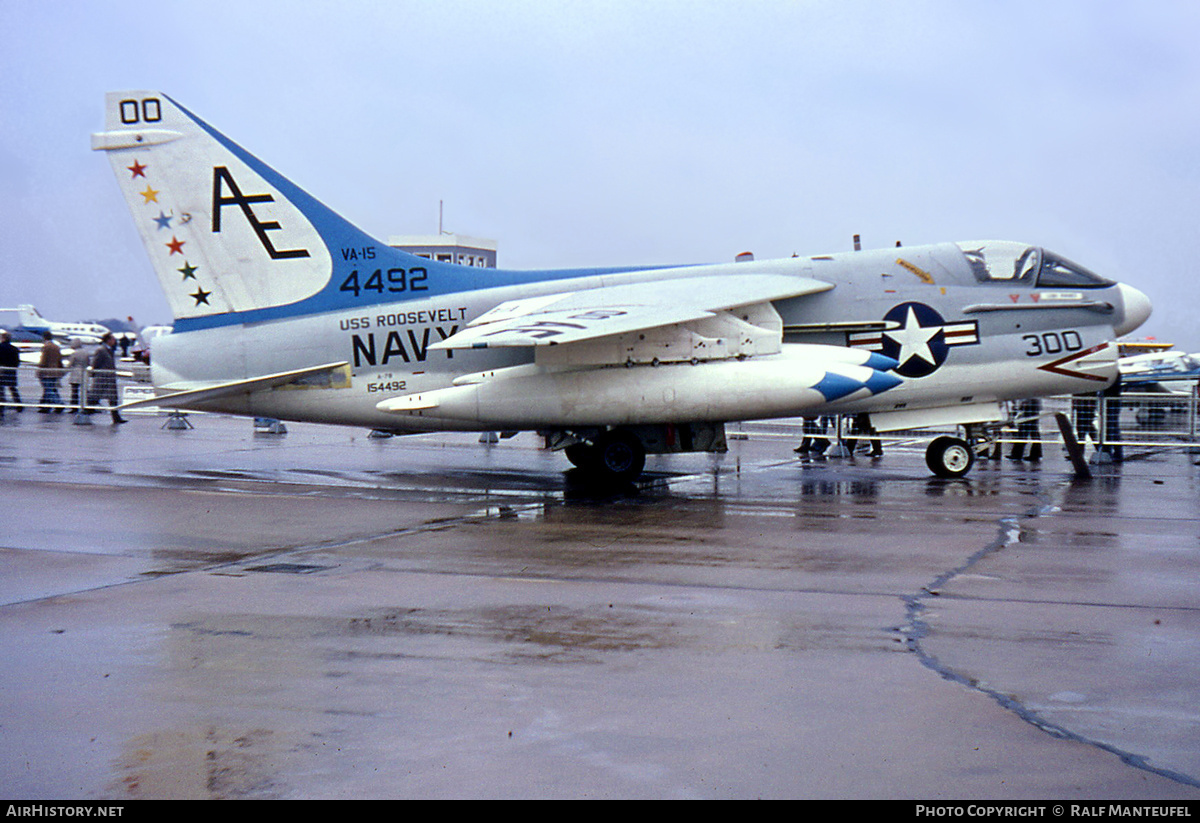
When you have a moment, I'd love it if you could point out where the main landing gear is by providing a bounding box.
[564,429,646,482]
[555,422,726,484]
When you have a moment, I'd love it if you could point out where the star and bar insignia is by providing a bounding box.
[848,302,979,378]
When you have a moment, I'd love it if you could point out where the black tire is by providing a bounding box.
[926,436,975,479]
[564,443,597,469]
[593,430,646,482]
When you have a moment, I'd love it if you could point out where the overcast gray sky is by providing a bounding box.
[2,0,1198,347]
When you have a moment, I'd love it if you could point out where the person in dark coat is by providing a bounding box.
[90,333,127,424]
[843,412,884,457]
[0,330,22,414]
[37,331,64,413]
[1100,380,1123,461]
[1008,398,1043,460]
[1071,392,1100,452]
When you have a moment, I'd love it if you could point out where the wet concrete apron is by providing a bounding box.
[0,416,1197,798]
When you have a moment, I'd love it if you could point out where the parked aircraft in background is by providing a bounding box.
[1119,348,1200,385]
[0,305,109,344]
[94,91,1152,480]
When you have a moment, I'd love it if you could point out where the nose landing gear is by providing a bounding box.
[925,435,975,478]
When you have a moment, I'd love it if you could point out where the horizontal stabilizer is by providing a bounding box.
[119,361,349,410]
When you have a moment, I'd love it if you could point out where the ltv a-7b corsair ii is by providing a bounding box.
[94,92,1151,481]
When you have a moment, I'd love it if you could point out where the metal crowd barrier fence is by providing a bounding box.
[966,389,1200,452]
[3,358,1199,455]
[737,383,1200,458]
[0,361,147,418]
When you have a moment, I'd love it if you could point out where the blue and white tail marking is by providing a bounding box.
[93,92,342,326]
[92,92,613,333]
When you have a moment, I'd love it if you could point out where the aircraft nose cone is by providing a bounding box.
[1115,283,1152,336]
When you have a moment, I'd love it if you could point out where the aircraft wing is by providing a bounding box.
[431,274,833,350]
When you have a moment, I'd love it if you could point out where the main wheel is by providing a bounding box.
[564,443,597,469]
[925,436,975,479]
[593,430,646,482]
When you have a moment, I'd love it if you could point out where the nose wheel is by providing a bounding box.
[925,435,975,478]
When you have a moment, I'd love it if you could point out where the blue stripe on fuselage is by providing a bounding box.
[165,95,670,333]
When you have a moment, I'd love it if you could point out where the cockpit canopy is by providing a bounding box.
[956,241,1114,289]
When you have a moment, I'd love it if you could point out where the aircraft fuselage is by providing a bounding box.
[152,241,1138,433]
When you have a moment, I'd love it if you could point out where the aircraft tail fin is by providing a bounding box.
[16,305,43,328]
[91,92,432,330]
